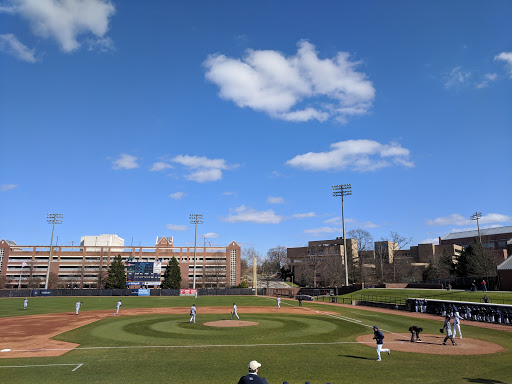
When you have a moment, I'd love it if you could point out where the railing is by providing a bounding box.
[315,296,352,304]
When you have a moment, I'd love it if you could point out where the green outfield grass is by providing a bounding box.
[1,295,511,384]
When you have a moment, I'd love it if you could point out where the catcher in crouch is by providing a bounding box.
[409,325,423,342]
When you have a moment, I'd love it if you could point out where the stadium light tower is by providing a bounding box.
[332,184,352,286]
[189,214,204,289]
[45,213,63,289]
[470,211,483,243]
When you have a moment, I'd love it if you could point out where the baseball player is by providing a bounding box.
[277,296,281,309]
[116,300,122,315]
[442,315,457,345]
[190,304,196,323]
[409,325,422,342]
[75,300,82,315]
[195,291,198,299]
[372,326,390,361]
[23,298,28,310]
[452,311,462,339]
[231,303,239,320]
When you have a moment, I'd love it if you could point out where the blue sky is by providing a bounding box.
[1,0,511,256]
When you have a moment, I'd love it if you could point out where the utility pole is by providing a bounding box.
[253,256,258,296]
[470,211,483,243]
[332,184,352,287]
[45,213,63,289]
[189,214,204,289]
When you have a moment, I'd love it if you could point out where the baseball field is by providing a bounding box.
[1,293,511,384]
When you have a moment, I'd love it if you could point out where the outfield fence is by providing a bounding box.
[0,288,266,298]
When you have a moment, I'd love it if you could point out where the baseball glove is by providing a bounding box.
[439,328,444,333]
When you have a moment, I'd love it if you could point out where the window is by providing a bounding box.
[230,249,237,286]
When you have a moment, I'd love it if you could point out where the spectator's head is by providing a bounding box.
[248,360,261,373]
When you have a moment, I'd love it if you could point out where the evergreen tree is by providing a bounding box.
[162,257,181,289]
[455,248,469,277]
[106,255,126,289]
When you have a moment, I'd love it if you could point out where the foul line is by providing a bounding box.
[267,296,404,337]
[1,340,407,354]
[0,363,83,371]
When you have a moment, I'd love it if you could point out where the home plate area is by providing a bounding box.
[356,333,504,355]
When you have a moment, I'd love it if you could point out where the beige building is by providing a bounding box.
[288,238,463,286]
[287,238,359,287]
[0,236,241,289]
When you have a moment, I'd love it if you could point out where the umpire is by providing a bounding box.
[237,360,269,384]
[409,325,423,342]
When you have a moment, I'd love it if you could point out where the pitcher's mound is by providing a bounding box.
[204,320,259,327]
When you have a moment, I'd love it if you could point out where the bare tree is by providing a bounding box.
[348,228,374,285]
[0,275,9,289]
[267,246,288,271]
[380,231,413,283]
[47,272,62,289]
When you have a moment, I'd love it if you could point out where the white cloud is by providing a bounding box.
[171,155,237,183]
[150,162,173,172]
[304,226,341,235]
[87,35,114,52]
[222,205,283,224]
[444,66,471,89]
[495,52,512,77]
[292,212,316,219]
[169,192,186,200]
[0,33,36,62]
[286,139,413,172]
[420,238,440,245]
[476,73,498,89]
[2,0,116,52]
[186,168,222,182]
[267,196,285,204]
[112,154,139,170]
[0,184,18,191]
[204,40,375,123]
[166,224,188,231]
[426,213,511,226]
[202,232,219,238]
[323,216,379,228]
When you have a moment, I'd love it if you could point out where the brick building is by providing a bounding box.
[0,235,241,289]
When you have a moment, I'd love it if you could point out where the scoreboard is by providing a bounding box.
[126,261,162,286]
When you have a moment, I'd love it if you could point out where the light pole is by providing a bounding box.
[332,184,352,286]
[45,213,63,289]
[470,211,483,243]
[189,214,203,289]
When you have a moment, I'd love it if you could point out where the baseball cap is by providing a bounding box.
[372,325,378,329]
[248,361,261,370]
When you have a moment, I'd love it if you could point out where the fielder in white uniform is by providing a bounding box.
[116,300,122,315]
[75,300,82,315]
[231,303,239,320]
[277,297,281,309]
[452,312,462,339]
[190,304,196,323]
[23,298,28,310]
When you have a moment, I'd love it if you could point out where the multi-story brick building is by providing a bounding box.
[0,235,241,289]
[439,226,511,261]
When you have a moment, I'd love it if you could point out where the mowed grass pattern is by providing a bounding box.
[1,295,512,384]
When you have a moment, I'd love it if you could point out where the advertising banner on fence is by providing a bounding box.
[138,289,150,296]
[180,289,197,296]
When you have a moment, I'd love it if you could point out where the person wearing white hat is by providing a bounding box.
[237,360,268,384]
